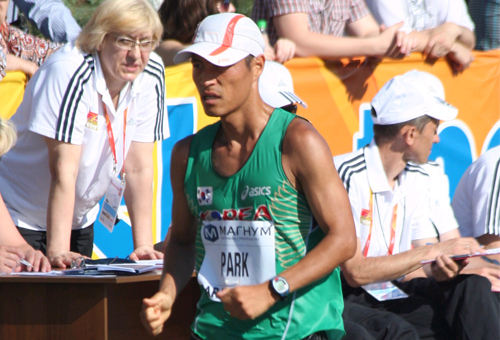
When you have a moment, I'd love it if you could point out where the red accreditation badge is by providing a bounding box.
[360,208,371,226]
[85,112,99,131]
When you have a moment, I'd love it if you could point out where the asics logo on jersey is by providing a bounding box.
[241,185,271,200]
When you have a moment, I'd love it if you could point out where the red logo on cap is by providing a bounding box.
[209,14,245,56]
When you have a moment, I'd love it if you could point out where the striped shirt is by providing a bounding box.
[9,0,81,43]
[452,146,500,237]
[468,0,500,50]
[334,141,437,257]
[0,43,169,231]
[251,0,370,45]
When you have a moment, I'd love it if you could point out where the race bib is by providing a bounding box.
[198,220,276,301]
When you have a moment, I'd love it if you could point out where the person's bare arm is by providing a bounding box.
[403,23,474,71]
[273,12,407,59]
[424,23,475,57]
[124,141,163,261]
[155,40,190,67]
[5,54,38,78]
[216,118,357,319]
[45,137,84,268]
[0,194,28,247]
[141,137,197,336]
[477,234,500,263]
[345,14,380,38]
[0,194,51,272]
[341,231,481,287]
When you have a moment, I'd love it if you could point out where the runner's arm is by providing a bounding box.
[141,136,197,335]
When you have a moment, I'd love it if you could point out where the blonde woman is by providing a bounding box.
[0,119,50,273]
[0,0,170,268]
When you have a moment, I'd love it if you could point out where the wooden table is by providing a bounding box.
[0,271,200,340]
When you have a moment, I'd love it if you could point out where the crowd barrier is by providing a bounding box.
[1,51,499,258]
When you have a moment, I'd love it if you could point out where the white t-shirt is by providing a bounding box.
[334,141,437,257]
[420,161,459,236]
[0,43,169,231]
[364,0,474,33]
[452,146,500,238]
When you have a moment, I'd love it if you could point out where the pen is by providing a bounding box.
[20,259,33,268]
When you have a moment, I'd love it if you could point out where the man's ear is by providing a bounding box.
[253,54,265,81]
[401,125,417,145]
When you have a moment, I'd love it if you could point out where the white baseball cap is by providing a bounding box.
[259,61,307,109]
[371,70,458,125]
[174,13,265,67]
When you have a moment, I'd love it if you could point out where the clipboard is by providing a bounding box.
[63,263,157,276]
[420,247,500,264]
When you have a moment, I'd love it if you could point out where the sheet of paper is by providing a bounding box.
[362,281,409,301]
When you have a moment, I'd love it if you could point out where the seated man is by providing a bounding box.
[251,0,415,62]
[452,146,500,263]
[364,0,475,72]
[141,13,357,340]
[334,70,500,340]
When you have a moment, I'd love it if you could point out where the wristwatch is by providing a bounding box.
[269,276,290,300]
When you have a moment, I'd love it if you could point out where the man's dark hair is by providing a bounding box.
[371,107,438,142]
[159,0,219,42]
[244,55,254,69]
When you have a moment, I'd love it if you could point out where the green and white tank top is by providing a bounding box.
[184,109,345,340]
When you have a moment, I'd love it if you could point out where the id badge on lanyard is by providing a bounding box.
[99,176,126,232]
[98,105,127,232]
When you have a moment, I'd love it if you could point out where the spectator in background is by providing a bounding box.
[155,0,234,67]
[258,60,307,112]
[0,0,169,268]
[156,0,295,66]
[334,70,500,340]
[10,0,80,43]
[408,70,500,291]
[251,0,416,62]
[364,0,475,72]
[0,0,62,81]
[0,118,50,273]
[468,0,500,50]
[452,146,500,263]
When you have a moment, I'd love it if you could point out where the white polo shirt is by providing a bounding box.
[452,146,500,238]
[364,0,474,34]
[334,141,437,257]
[0,43,169,231]
[421,162,459,236]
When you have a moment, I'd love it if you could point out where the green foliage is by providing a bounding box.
[62,0,104,28]
[233,0,254,17]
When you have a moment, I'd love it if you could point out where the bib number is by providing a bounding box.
[198,220,276,301]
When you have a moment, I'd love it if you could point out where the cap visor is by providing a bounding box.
[174,42,250,67]
[428,98,458,121]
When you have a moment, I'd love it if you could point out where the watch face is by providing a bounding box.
[272,276,289,296]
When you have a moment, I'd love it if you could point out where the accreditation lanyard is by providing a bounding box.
[103,105,127,180]
[363,189,398,257]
